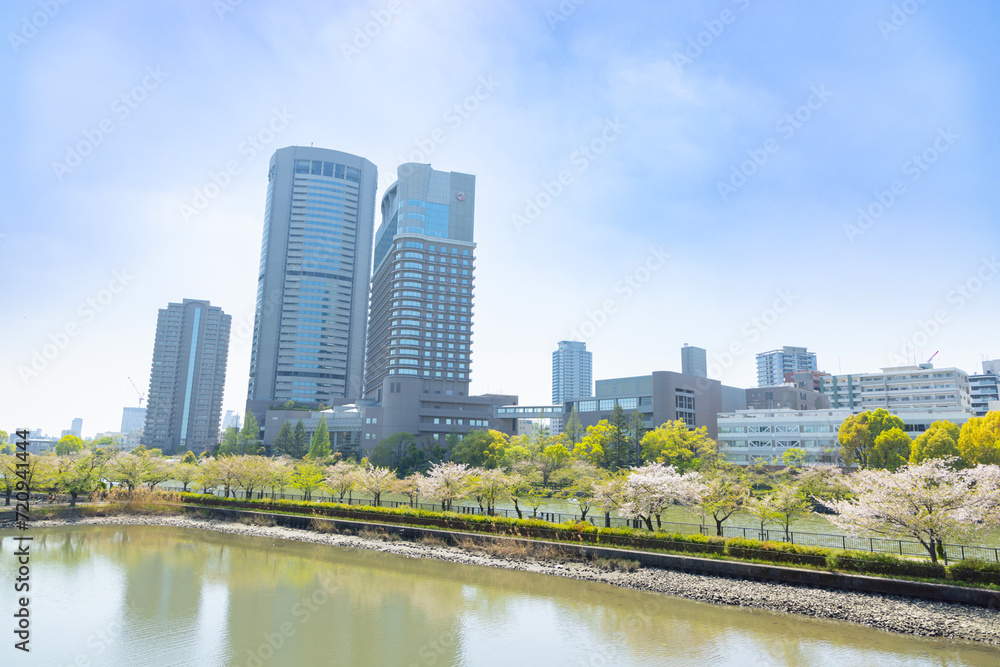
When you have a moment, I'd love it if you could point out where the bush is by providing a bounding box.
[727,538,828,566]
[828,550,946,579]
[948,559,1000,585]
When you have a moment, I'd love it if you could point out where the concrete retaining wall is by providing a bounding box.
[180,504,1000,609]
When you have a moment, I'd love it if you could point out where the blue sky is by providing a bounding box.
[1,0,998,438]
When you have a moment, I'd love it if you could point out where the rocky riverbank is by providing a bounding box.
[28,514,1000,646]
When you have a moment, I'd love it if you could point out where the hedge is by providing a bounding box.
[175,493,998,587]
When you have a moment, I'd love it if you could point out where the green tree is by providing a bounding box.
[573,420,612,467]
[182,450,198,465]
[640,420,714,470]
[910,420,962,465]
[218,427,240,456]
[289,420,309,459]
[372,432,418,469]
[870,427,911,471]
[698,469,751,536]
[272,422,294,457]
[564,407,584,445]
[958,411,1000,466]
[837,409,905,468]
[538,442,571,485]
[55,434,85,456]
[54,453,104,506]
[172,462,198,493]
[780,447,807,470]
[291,461,326,500]
[451,429,509,469]
[606,404,630,470]
[308,416,331,459]
[239,413,261,455]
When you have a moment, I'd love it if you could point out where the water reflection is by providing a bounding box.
[1,525,997,666]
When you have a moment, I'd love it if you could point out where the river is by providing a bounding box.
[1,525,998,666]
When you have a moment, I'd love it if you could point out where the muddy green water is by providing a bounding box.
[1,525,997,666]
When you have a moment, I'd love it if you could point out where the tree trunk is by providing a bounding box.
[715,518,724,537]
[513,498,523,519]
[655,513,661,529]
[604,511,611,528]
[580,507,588,521]
[5,490,10,506]
[642,515,653,531]
[70,491,78,508]
[936,538,947,565]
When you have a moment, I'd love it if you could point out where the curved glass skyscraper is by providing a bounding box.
[247,147,377,421]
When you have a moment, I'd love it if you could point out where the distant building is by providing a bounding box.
[552,341,593,404]
[818,365,972,414]
[262,405,364,459]
[62,418,83,438]
[680,344,707,379]
[144,299,231,454]
[221,410,239,431]
[745,386,829,411]
[756,346,817,388]
[561,371,724,439]
[970,359,1000,417]
[784,369,831,392]
[121,407,147,434]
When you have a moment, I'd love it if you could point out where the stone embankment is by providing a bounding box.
[28,515,1000,646]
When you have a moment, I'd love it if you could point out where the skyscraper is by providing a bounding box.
[680,344,707,379]
[756,346,818,387]
[144,299,231,454]
[246,147,378,424]
[552,340,592,404]
[363,163,476,400]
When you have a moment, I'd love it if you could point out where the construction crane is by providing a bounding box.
[128,377,146,407]
[927,351,940,364]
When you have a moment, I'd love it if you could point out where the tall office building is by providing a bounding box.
[246,147,378,425]
[120,407,146,434]
[363,163,476,399]
[552,341,592,404]
[756,346,818,387]
[144,299,231,454]
[680,344,707,379]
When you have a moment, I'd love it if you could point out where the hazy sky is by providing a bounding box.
[2,1,998,438]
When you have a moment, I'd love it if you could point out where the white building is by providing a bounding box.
[818,364,972,413]
[756,346,817,388]
[718,405,975,466]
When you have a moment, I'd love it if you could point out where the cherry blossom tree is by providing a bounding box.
[326,461,359,503]
[619,463,702,531]
[818,458,1000,563]
[470,468,513,516]
[355,463,396,506]
[418,462,473,511]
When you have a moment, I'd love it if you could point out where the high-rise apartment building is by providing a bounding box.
[363,163,475,399]
[756,346,817,387]
[680,344,707,379]
[246,147,378,425]
[552,341,592,404]
[144,299,231,454]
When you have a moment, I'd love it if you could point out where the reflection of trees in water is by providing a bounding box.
[12,525,985,666]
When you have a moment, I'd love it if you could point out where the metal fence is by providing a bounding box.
[170,486,1000,563]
